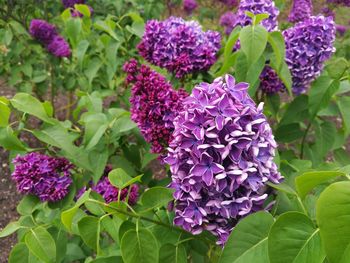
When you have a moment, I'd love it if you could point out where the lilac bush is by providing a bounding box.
[233,0,279,32]
[124,59,188,154]
[288,0,313,23]
[137,17,221,78]
[259,66,285,94]
[283,15,336,94]
[165,75,281,244]
[12,153,74,202]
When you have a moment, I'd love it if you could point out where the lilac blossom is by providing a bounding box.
[124,59,188,154]
[321,7,335,19]
[288,0,313,23]
[183,0,198,14]
[283,15,336,94]
[259,66,285,94]
[233,0,279,32]
[12,153,74,202]
[327,0,350,6]
[219,0,238,7]
[47,35,71,58]
[137,17,221,78]
[29,19,57,45]
[165,75,281,244]
[220,12,237,35]
[62,0,85,8]
[336,25,347,36]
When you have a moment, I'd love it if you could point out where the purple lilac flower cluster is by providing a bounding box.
[29,19,71,58]
[336,25,347,36]
[219,0,238,7]
[165,75,281,245]
[124,59,188,154]
[137,17,221,78]
[183,0,198,14]
[233,0,279,32]
[321,7,335,19]
[77,166,139,204]
[220,12,237,35]
[288,0,313,23]
[327,0,350,6]
[12,153,74,202]
[283,15,336,94]
[259,66,285,94]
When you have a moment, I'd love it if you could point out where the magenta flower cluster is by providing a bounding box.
[124,59,188,154]
[12,153,74,202]
[165,75,281,244]
[259,66,285,94]
[29,19,71,58]
[183,0,198,14]
[233,0,279,32]
[220,12,237,35]
[283,15,336,94]
[137,17,221,78]
[327,0,350,6]
[77,166,139,204]
[288,0,313,23]
[62,0,85,8]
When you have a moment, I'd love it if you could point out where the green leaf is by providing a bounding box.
[268,31,285,70]
[61,189,90,231]
[17,195,40,215]
[9,243,29,263]
[101,216,122,242]
[0,97,10,127]
[313,121,336,160]
[280,95,308,125]
[275,123,304,143]
[316,181,350,263]
[295,171,346,199]
[246,55,266,96]
[253,13,270,25]
[0,126,27,151]
[338,96,350,136]
[0,221,21,238]
[240,25,268,65]
[267,182,297,196]
[11,93,54,124]
[84,57,102,85]
[268,212,325,263]
[76,40,89,69]
[65,18,82,48]
[159,244,187,263]
[25,227,56,263]
[273,61,292,94]
[219,211,274,263]
[140,186,174,211]
[121,228,159,263]
[75,4,91,17]
[78,216,100,252]
[108,168,142,189]
[326,58,348,80]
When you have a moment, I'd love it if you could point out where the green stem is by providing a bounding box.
[300,121,312,159]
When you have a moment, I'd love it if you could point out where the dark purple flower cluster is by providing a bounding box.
[327,0,350,6]
[321,7,335,19]
[29,19,71,58]
[183,0,198,14]
[77,166,139,204]
[137,17,221,78]
[233,0,279,32]
[288,0,313,23]
[336,24,347,36]
[259,66,285,94]
[283,15,336,94]
[219,0,238,7]
[220,12,237,35]
[124,59,188,154]
[62,0,85,8]
[12,153,74,202]
[165,75,281,245]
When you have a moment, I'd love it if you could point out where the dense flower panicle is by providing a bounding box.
[12,153,74,202]
[283,15,336,94]
[233,0,279,32]
[183,0,198,14]
[219,0,238,7]
[29,19,57,45]
[124,60,188,154]
[137,17,221,78]
[47,35,71,57]
[288,0,313,23]
[326,0,350,6]
[165,75,281,244]
[259,66,285,94]
[336,25,347,36]
[62,0,85,8]
[220,12,237,35]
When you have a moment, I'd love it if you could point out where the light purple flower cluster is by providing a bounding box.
[183,0,198,14]
[124,59,188,154]
[219,0,238,7]
[12,153,74,202]
[29,19,71,58]
[220,12,237,35]
[259,66,285,94]
[288,0,313,23]
[77,166,139,204]
[233,0,279,32]
[165,75,281,244]
[137,17,221,78]
[283,15,336,94]
[327,0,350,6]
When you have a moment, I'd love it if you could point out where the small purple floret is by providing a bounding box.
[259,66,285,94]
